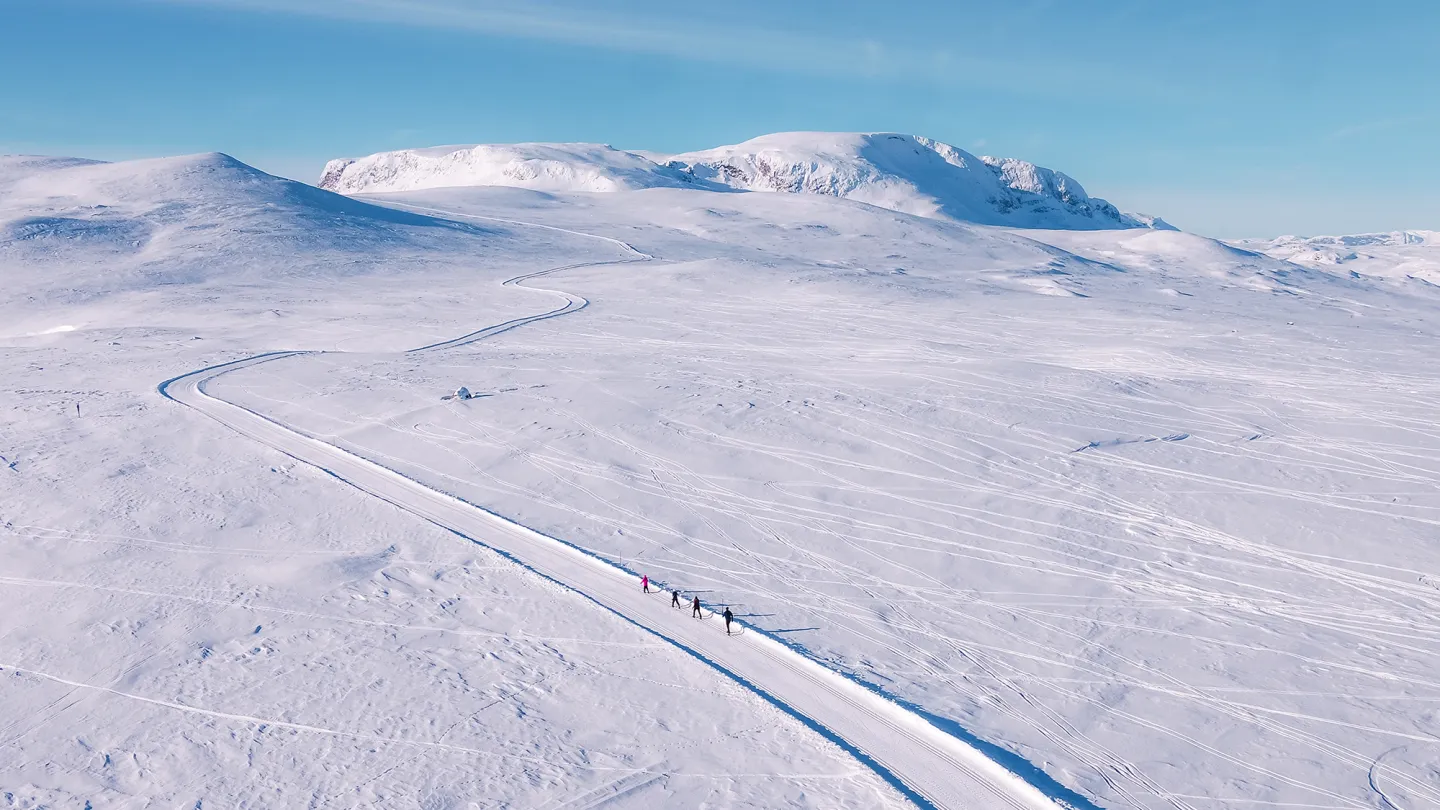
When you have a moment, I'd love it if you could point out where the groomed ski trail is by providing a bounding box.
[158,204,1069,810]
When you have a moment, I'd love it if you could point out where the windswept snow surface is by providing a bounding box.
[6,151,1440,809]
[0,155,915,808]
[163,354,1061,810]
[219,185,1440,810]
[320,132,1171,231]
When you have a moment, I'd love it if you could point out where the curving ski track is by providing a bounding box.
[158,204,1067,810]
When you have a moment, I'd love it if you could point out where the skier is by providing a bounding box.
[692,596,702,618]
[642,574,650,594]
[723,606,734,635]
[671,589,681,608]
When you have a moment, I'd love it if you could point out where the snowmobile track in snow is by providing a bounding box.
[157,204,1069,810]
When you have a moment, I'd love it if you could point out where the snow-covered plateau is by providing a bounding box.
[1235,230,1440,283]
[3,144,1439,810]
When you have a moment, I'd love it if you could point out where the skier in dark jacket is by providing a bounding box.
[671,589,681,608]
[723,607,734,635]
[692,596,702,618]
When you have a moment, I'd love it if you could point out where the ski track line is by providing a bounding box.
[233,238,1427,808]
[151,205,1068,810]
[0,661,642,772]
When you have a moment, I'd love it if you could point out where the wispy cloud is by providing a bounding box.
[1323,115,1430,142]
[151,0,973,80]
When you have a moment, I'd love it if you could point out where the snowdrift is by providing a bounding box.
[320,132,1171,231]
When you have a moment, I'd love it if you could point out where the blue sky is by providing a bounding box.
[3,0,1436,237]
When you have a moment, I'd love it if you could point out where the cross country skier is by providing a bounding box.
[692,596,702,618]
[642,574,649,594]
[723,607,734,635]
[671,589,681,608]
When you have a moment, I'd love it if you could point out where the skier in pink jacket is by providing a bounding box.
[641,574,649,594]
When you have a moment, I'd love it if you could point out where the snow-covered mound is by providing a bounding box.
[2,151,459,245]
[319,142,698,195]
[1029,227,1344,294]
[0,152,484,301]
[321,132,1170,231]
[667,132,1171,230]
[1235,230,1440,282]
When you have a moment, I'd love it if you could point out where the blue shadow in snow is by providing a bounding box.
[753,631,1104,810]
[902,700,1099,810]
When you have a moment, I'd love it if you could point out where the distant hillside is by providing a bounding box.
[319,132,1172,231]
[1234,231,1440,282]
[319,143,697,195]
[0,152,487,301]
[666,132,1171,230]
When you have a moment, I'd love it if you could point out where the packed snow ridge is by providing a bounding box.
[320,132,1173,231]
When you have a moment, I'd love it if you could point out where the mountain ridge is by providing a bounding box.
[1233,230,1439,282]
[319,132,1173,231]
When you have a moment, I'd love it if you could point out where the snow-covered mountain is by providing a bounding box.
[2,151,465,253]
[319,142,696,195]
[1234,230,1440,282]
[666,132,1171,230]
[0,151,614,353]
[9,144,1440,810]
[319,132,1171,231]
[0,152,490,301]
